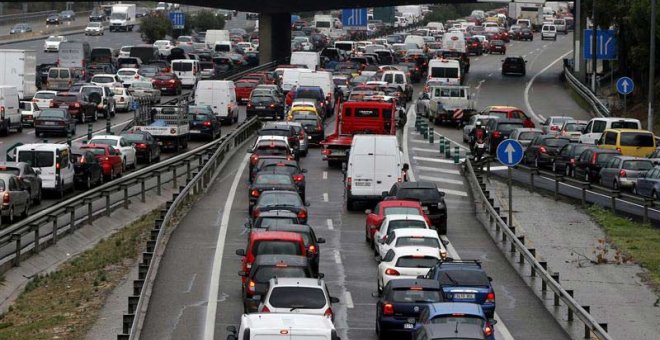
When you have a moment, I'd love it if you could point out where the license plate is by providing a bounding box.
[45,121,56,125]
[354,181,371,186]
[454,293,475,299]
[308,136,312,140]
[256,106,265,110]
[404,323,414,329]
[161,88,167,91]
[190,129,201,133]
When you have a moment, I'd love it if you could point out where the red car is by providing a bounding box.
[489,40,506,54]
[80,144,123,180]
[151,72,182,95]
[364,200,432,247]
[241,72,269,85]
[235,79,260,103]
[235,231,307,283]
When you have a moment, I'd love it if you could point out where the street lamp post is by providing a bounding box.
[648,0,656,130]
[591,1,598,92]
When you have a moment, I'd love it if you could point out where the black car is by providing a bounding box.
[523,136,572,169]
[467,37,484,56]
[553,143,597,177]
[34,108,76,137]
[86,63,116,79]
[120,131,161,164]
[485,119,525,155]
[239,255,314,313]
[259,124,301,156]
[385,181,448,235]
[251,190,309,224]
[265,224,325,275]
[247,210,301,229]
[71,149,104,189]
[89,11,105,22]
[502,57,526,76]
[46,15,61,25]
[248,171,299,214]
[520,28,534,41]
[573,148,621,183]
[0,162,42,204]
[292,113,324,144]
[399,62,422,83]
[247,95,284,120]
[255,159,307,199]
[189,111,221,140]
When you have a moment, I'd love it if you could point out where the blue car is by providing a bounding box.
[634,166,660,199]
[424,260,495,318]
[416,302,496,340]
[375,278,444,339]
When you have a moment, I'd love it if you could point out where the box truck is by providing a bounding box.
[0,49,37,100]
[110,4,137,32]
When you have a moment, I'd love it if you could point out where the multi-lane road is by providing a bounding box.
[139,31,586,340]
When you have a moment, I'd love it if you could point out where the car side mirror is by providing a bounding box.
[235,249,245,256]
[439,191,445,197]
[488,276,493,282]
[365,209,372,215]
[305,201,311,207]
[317,237,326,244]
[35,169,41,175]
[329,296,340,303]
[375,255,382,262]
[381,191,389,198]
[227,334,238,340]
[317,272,325,279]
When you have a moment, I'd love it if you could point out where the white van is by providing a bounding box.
[290,51,320,71]
[403,35,425,49]
[213,41,233,53]
[427,59,462,85]
[426,21,445,32]
[15,143,75,196]
[346,135,403,210]
[0,86,22,135]
[442,31,466,53]
[281,68,312,93]
[334,41,355,52]
[297,71,334,112]
[541,24,557,40]
[204,29,230,48]
[579,117,642,145]
[313,14,334,35]
[171,59,200,88]
[194,80,239,124]
[227,313,338,340]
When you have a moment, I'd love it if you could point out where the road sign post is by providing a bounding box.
[496,140,524,227]
[616,77,634,114]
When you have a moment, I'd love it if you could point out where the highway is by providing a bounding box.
[140,31,581,340]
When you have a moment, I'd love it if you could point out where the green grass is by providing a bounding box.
[0,209,160,340]
[587,206,660,291]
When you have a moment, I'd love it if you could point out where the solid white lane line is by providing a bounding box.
[345,291,354,309]
[402,105,416,181]
[415,166,461,175]
[323,171,328,180]
[437,188,469,197]
[414,156,466,164]
[418,175,464,185]
[334,250,342,265]
[412,146,441,153]
[326,218,334,230]
[524,50,573,122]
[203,153,249,340]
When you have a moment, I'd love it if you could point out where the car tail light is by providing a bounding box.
[203,121,212,127]
[297,209,307,220]
[247,103,254,109]
[539,146,547,154]
[616,147,622,153]
[3,192,10,204]
[73,102,81,108]
[383,303,394,315]
[550,125,559,131]
[591,153,598,165]
[248,280,256,294]
[293,174,304,182]
[169,79,176,84]
[50,102,56,108]
[486,292,495,303]
[321,149,332,156]
[384,268,400,276]
[324,307,333,318]
[346,176,351,190]
[619,170,626,177]
[570,158,576,165]
[250,189,260,198]
[102,156,109,161]
[136,143,148,149]
[250,154,259,165]
[252,207,260,219]
[317,124,323,132]
[134,75,140,79]
[308,245,316,254]
[269,103,276,109]
[261,305,270,313]
[493,130,501,139]
[484,323,493,337]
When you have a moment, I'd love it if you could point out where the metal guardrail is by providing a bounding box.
[0,10,94,26]
[464,159,614,340]
[564,65,611,117]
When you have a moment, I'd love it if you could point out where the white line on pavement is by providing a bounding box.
[418,175,464,185]
[413,156,466,164]
[334,250,343,265]
[326,218,334,230]
[344,291,354,309]
[323,192,329,202]
[323,171,328,180]
[433,132,469,150]
[402,105,416,181]
[415,166,461,175]
[524,50,573,122]
[203,153,249,340]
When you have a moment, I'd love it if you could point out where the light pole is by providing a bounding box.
[648,0,656,130]
[591,0,598,92]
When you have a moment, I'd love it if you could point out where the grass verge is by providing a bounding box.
[586,206,660,291]
[0,209,160,340]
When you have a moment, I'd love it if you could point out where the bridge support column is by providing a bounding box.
[259,12,291,64]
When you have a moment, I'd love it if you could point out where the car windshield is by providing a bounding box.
[251,96,274,104]
[18,151,53,168]
[620,132,655,147]
[564,123,586,132]
[387,219,427,231]
[39,109,65,118]
[88,23,101,27]
[622,160,653,171]
[254,267,306,282]
[252,240,301,256]
[80,87,103,96]
[396,237,440,248]
[268,287,326,309]
[83,147,107,155]
[395,256,438,268]
[255,174,293,185]
[35,92,56,99]
[544,138,570,147]
[258,217,297,228]
[391,288,442,303]
[89,138,117,147]
[597,153,617,165]
[46,37,61,42]
[397,188,441,201]
[610,121,639,129]
[258,193,301,207]
[93,76,114,83]
[437,269,490,286]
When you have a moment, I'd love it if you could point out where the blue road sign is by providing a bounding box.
[583,29,617,60]
[342,8,368,29]
[496,140,524,167]
[169,11,185,30]
[616,77,634,95]
[131,100,140,111]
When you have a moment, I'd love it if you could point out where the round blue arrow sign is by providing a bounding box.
[496,140,524,167]
[616,77,634,95]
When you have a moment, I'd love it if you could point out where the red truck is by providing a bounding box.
[320,99,396,167]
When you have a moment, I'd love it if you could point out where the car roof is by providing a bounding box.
[252,254,308,266]
[604,128,651,133]
[512,128,542,133]
[426,302,485,316]
[421,322,485,339]
[379,200,423,208]
[240,313,334,330]
[267,224,313,234]
[384,214,427,222]
[393,247,440,258]
[91,135,121,140]
[495,118,525,124]
[391,228,439,238]
[386,278,441,290]
[250,230,302,241]
[256,210,299,218]
[268,277,323,287]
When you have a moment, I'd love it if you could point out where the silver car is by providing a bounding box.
[257,277,340,320]
[10,23,32,35]
[0,173,30,224]
[509,128,543,149]
[599,156,654,191]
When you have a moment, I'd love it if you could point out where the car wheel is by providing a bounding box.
[34,189,42,205]
[613,180,619,190]
[111,168,116,180]
[534,156,539,169]
[653,190,658,200]
[585,172,590,182]
[632,184,637,195]
[81,113,86,124]
[86,175,92,189]
[2,207,14,225]
[22,202,29,218]
[148,151,153,164]
[94,110,98,121]
[565,166,572,178]
[122,158,127,172]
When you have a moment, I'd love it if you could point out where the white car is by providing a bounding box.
[129,81,161,104]
[116,68,144,87]
[376,228,448,260]
[373,214,430,251]
[85,22,104,36]
[111,87,134,112]
[19,101,41,127]
[32,90,58,109]
[119,45,133,58]
[257,278,340,320]
[236,42,256,52]
[43,36,67,52]
[90,74,123,88]
[88,135,137,169]
[377,246,442,293]
[153,40,174,56]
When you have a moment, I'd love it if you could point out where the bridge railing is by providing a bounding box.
[563,63,611,117]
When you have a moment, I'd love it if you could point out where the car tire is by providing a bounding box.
[613,180,619,190]
[534,156,539,169]
[2,207,14,225]
[653,190,658,200]
[565,166,572,178]
[585,172,590,182]
[552,161,556,173]
[632,184,637,195]
[34,189,42,205]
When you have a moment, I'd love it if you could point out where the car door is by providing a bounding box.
[21,165,39,199]
[9,177,28,212]
[118,137,136,165]
[600,158,618,187]
[525,136,539,162]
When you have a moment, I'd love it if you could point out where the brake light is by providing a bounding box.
[591,152,598,165]
[168,79,176,84]
[56,162,61,171]
[102,157,109,161]
[252,208,260,218]
[486,292,495,303]
[493,130,502,139]
[203,121,212,127]
[539,146,547,154]
[484,323,493,337]
[308,245,316,254]
[570,158,576,165]
[321,149,332,155]
[619,170,626,177]
[384,268,400,276]
[346,176,351,190]
[269,103,276,109]
[550,125,560,131]
[136,143,147,149]
[250,189,260,198]
[297,209,307,220]
[616,147,622,152]
[250,154,259,165]
[293,174,304,182]
[324,307,333,318]
[248,280,256,294]
[3,192,10,204]
[247,103,253,109]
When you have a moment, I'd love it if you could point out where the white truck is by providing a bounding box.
[508,2,544,31]
[427,85,476,126]
[204,29,230,49]
[110,4,137,32]
[133,103,190,151]
[0,49,37,100]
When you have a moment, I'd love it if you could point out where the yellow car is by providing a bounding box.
[287,105,319,121]
[597,128,656,157]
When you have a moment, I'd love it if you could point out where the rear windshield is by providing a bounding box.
[173,62,193,72]
[397,188,441,201]
[545,138,570,147]
[117,70,136,76]
[622,160,653,171]
[49,69,70,78]
[54,95,78,102]
[387,219,427,231]
[255,174,293,185]
[92,76,114,83]
[430,67,459,78]
[18,151,54,167]
[252,240,301,256]
[437,270,490,286]
[564,123,586,132]
[268,287,326,309]
[0,168,19,176]
[254,267,307,282]
[257,217,297,228]
[121,134,146,142]
[192,114,212,121]
[297,89,322,99]
[384,207,420,216]
[35,92,56,99]
[597,153,617,165]
[88,138,117,146]
[255,145,288,156]
[396,237,440,248]
[620,132,654,147]
[251,96,274,104]
[83,147,107,155]
[391,288,442,303]
[519,132,541,140]
[429,315,484,326]
[396,256,438,268]
[498,123,524,132]
[258,193,302,207]
[610,121,639,129]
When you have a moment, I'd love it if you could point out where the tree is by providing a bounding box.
[190,10,226,32]
[139,13,172,43]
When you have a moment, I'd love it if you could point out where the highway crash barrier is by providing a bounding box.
[463,159,614,340]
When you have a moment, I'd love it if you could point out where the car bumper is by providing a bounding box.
[35,125,67,134]
[306,132,323,144]
[248,109,282,120]
[378,317,417,335]
[189,127,214,137]
[115,101,130,110]
[619,178,636,189]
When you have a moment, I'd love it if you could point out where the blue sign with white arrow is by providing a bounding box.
[496,140,524,167]
[342,8,368,29]
[583,29,617,60]
[616,77,634,95]
[169,11,185,30]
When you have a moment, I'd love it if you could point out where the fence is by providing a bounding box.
[564,64,611,117]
